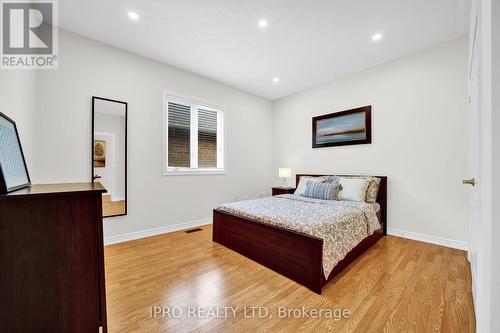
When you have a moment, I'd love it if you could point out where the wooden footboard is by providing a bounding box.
[213,209,324,293]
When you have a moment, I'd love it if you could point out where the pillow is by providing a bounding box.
[323,175,341,186]
[341,176,381,202]
[337,177,370,202]
[303,181,339,200]
[294,176,329,196]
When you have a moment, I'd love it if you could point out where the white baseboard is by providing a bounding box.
[104,217,212,245]
[387,228,469,251]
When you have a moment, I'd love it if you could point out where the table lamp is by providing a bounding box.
[278,168,292,187]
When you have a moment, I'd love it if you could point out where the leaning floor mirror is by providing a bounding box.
[92,96,127,217]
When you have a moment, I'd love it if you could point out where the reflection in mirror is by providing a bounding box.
[92,97,127,217]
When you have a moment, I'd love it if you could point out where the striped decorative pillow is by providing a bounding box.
[294,176,329,196]
[303,181,339,200]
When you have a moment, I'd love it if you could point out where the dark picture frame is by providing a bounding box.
[312,105,372,148]
[91,96,128,218]
[0,112,31,193]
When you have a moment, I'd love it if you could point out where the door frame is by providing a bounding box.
[93,132,116,200]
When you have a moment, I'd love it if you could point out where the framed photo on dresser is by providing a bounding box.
[0,112,31,193]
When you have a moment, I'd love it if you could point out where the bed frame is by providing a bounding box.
[212,174,387,294]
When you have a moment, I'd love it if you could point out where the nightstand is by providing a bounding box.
[272,187,296,196]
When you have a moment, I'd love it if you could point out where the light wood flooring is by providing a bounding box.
[102,195,126,217]
[104,225,475,333]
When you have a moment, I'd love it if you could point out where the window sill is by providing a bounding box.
[163,169,227,176]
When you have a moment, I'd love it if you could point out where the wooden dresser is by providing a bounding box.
[0,183,108,333]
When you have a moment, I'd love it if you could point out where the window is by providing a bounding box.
[163,93,224,175]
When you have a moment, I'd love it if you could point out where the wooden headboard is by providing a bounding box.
[295,174,387,235]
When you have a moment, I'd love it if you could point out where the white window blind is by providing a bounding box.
[163,93,224,175]
[167,102,191,168]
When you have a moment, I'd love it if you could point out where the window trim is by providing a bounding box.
[162,90,226,176]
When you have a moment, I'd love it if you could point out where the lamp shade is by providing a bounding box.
[278,168,292,178]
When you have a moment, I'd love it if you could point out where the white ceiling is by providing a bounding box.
[60,0,470,100]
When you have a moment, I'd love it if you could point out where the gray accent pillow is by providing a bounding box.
[303,181,339,200]
[294,176,330,196]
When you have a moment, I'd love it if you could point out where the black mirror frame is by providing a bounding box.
[91,96,128,218]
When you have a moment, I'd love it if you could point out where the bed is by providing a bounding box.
[212,174,387,294]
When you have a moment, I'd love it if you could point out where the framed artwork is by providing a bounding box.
[0,112,31,193]
[312,106,372,148]
[93,139,106,167]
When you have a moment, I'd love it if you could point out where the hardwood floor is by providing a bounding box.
[102,195,125,216]
[104,225,475,333]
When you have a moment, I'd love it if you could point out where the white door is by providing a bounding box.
[466,6,480,299]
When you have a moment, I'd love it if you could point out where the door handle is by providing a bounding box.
[462,178,476,186]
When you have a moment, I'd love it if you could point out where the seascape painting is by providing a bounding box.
[312,106,371,148]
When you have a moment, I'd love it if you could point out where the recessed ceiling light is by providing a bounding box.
[128,11,139,21]
[258,19,268,28]
[273,77,280,83]
[371,33,383,41]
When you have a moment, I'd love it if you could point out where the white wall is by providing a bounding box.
[0,71,37,172]
[34,30,273,238]
[272,37,469,243]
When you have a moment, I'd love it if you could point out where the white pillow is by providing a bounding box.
[294,176,326,196]
[337,178,370,202]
